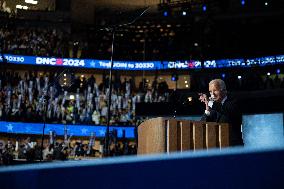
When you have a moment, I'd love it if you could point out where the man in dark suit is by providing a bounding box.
[199,79,243,146]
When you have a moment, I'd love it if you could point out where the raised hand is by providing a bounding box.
[198,93,208,103]
[198,93,210,110]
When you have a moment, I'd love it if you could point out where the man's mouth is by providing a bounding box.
[209,96,215,101]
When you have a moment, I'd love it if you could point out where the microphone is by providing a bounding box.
[208,96,214,108]
[209,96,215,101]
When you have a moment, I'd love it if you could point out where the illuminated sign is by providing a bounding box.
[216,59,246,68]
[166,60,202,69]
[0,121,135,138]
[36,57,85,67]
[1,54,284,70]
[210,56,281,68]
[204,60,217,68]
[246,56,276,67]
[93,60,158,70]
[275,55,284,63]
[0,54,26,63]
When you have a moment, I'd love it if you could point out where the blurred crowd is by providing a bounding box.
[190,71,284,92]
[0,129,137,165]
[0,26,73,58]
[0,16,191,61]
[0,70,169,125]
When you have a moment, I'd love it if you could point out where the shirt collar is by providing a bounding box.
[221,96,227,105]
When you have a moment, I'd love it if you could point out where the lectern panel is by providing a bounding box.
[178,120,193,152]
[193,122,206,150]
[138,117,166,154]
[138,118,230,155]
[219,123,229,147]
[166,119,178,153]
[206,122,219,148]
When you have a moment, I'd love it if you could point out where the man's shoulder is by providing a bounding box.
[225,95,238,103]
[224,95,240,111]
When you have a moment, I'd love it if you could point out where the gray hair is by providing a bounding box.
[209,79,227,92]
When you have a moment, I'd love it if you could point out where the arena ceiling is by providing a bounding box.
[2,0,284,23]
[2,0,284,59]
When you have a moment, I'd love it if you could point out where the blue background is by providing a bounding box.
[0,121,135,138]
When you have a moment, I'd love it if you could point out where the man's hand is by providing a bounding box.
[198,93,210,111]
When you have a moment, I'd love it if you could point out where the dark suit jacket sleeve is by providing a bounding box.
[200,110,218,122]
[200,102,222,122]
[200,98,243,146]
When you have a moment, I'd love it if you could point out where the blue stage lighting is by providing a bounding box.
[202,5,207,12]
[241,0,245,6]
[221,73,226,78]
[163,11,168,17]
[171,73,178,81]
[276,69,281,74]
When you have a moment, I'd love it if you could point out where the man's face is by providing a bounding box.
[209,83,225,103]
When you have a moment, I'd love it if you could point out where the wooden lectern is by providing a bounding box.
[138,117,230,155]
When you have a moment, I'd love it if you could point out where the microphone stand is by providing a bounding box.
[39,69,70,161]
[167,61,178,119]
[102,6,151,157]
[40,89,48,161]
[0,37,8,71]
[173,72,178,119]
[104,28,115,157]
